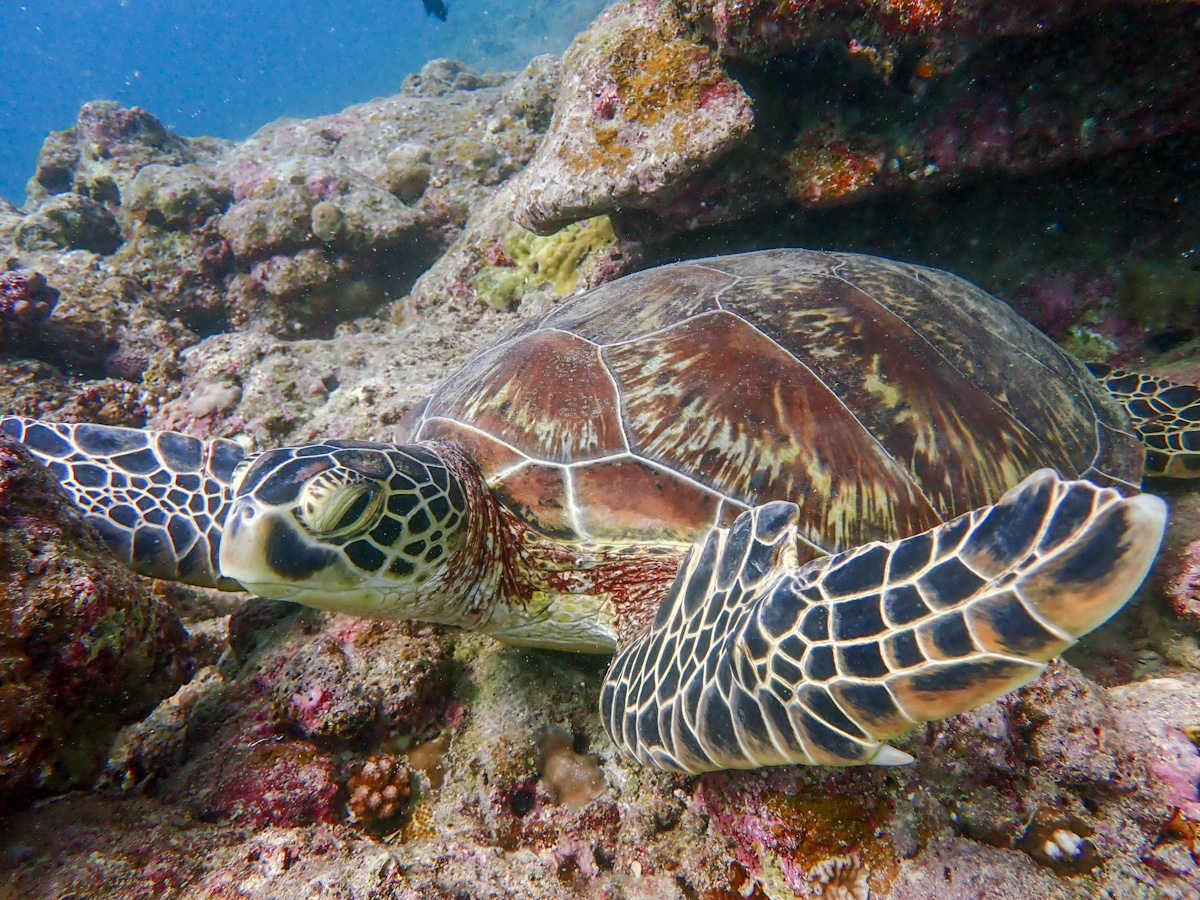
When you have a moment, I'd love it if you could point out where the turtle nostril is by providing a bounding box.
[224,502,257,540]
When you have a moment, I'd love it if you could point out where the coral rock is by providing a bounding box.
[514,0,753,233]
[518,1,1200,237]
[25,100,228,208]
[0,435,188,811]
[0,266,58,343]
[172,734,342,828]
[218,158,425,258]
[123,162,231,230]
[14,192,123,254]
[383,143,434,201]
[1167,538,1200,628]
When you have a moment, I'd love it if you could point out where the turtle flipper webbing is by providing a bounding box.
[0,416,246,590]
[601,470,1165,773]
[1087,362,1200,477]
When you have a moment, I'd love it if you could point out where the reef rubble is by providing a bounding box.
[0,2,1199,897]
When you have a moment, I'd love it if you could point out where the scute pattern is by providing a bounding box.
[412,249,1143,553]
[1087,363,1200,477]
[422,330,626,466]
[0,416,244,589]
[227,442,470,583]
[601,470,1164,773]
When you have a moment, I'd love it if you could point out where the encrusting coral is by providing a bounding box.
[473,215,616,308]
[346,754,413,824]
[536,726,606,812]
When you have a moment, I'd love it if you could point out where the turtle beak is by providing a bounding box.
[219,497,340,593]
[218,498,278,587]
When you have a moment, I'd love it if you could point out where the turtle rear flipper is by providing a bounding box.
[601,470,1165,773]
[1088,362,1200,477]
[0,416,246,590]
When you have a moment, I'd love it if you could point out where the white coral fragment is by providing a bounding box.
[809,853,870,900]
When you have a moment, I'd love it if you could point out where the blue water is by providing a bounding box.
[0,0,604,206]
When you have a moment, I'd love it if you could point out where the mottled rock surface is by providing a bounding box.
[514,1,754,233]
[516,0,1200,235]
[0,436,188,813]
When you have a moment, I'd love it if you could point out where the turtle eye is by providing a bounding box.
[299,474,383,537]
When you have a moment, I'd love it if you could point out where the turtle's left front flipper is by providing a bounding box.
[602,469,1165,773]
[0,416,246,590]
[1088,362,1200,478]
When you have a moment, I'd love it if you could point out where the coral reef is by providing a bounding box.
[0,435,188,812]
[346,754,413,824]
[515,0,1200,236]
[1168,539,1200,629]
[25,100,228,208]
[0,265,58,343]
[809,854,871,900]
[0,3,1200,895]
[515,1,754,233]
[474,214,618,308]
[123,163,231,231]
[14,192,122,253]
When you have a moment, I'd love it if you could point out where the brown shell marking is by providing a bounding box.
[414,250,1142,556]
[604,309,941,549]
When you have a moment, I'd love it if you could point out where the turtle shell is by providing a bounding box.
[409,249,1142,561]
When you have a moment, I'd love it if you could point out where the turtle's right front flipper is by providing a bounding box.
[1087,362,1200,477]
[602,470,1165,773]
[0,416,247,590]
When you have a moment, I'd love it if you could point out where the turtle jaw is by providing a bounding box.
[219,499,412,614]
[220,497,362,596]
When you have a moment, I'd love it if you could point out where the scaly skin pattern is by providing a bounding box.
[215,438,690,652]
[603,471,1166,772]
[1086,363,1200,477]
[432,444,688,651]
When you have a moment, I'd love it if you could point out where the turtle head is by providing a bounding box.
[219,440,471,616]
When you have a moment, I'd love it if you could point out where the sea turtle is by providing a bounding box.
[3,249,1197,774]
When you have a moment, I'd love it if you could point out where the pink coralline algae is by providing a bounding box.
[514,0,754,233]
[0,435,188,812]
[198,738,343,828]
[694,766,893,894]
[1167,539,1200,628]
[0,267,58,343]
[1151,727,1200,828]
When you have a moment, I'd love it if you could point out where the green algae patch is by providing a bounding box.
[1118,256,1200,331]
[475,216,616,309]
[1060,325,1119,363]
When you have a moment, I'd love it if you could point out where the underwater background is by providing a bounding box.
[0,1,1199,898]
[0,0,608,203]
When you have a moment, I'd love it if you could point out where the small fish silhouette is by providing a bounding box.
[422,0,448,21]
